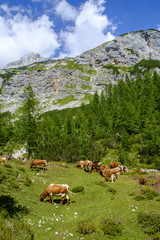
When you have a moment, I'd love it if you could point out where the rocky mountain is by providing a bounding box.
[1,29,160,113]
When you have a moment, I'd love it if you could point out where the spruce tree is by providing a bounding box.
[19,83,39,160]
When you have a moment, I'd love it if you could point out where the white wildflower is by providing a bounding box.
[75,212,77,215]
[39,225,41,227]
[132,209,135,212]
[55,232,58,235]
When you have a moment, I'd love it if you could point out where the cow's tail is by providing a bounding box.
[68,190,76,195]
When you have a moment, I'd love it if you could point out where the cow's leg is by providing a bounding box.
[66,194,70,205]
[60,196,65,205]
[111,175,113,183]
[49,194,54,204]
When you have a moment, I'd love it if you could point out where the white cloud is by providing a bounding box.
[60,0,116,57]
[0,0,117,68]
[0,8,60,68]
[55,0,77,21]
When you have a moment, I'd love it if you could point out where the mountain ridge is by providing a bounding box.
[1,29,160,113]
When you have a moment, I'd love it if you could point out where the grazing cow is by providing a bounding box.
[76,161,85,168]
[30,159,47,170]
[77,160,93,173]
[99,165,108,176]
[0,157,6,164]
[92,162,102,171]
[139,178,147,185]
[40,184,73,205]
[105,167,121,182]
[109,161,120,169]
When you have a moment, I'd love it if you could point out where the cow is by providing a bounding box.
[92,162,102,171]
[40,184,73,205]
[105,167,121,183]
[30,159,47,170]
[77,160,93,173]
[0,157,6,164]
[109,161,120,169]
[139,178,147,185]
[99,165,109,176]
[76,161,85,168]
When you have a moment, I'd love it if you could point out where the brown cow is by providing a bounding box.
[77,160,93,173]
[109,161,120,169]
[105,167,121,182]
[99,165,108,176]
[139,178,147,185]
[30,159,47,170]
[0,157,6,164]
[40,184,73,205]
[92,162,102,171]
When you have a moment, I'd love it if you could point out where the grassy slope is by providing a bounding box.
[1,160,160,240]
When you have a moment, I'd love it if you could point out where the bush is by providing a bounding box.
[24,176,32,186]
[134,187,158,201]
[141,188,158,200]
[138,212,160,238]
[4,164,12,169]
[71,186,84,193]
[0,217,34,240]
[77,220,96,235]
[100,218,123,237]
[107,187,117,195]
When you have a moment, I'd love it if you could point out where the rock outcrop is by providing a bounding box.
[0,29,160,113]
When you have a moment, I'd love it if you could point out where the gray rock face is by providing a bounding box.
[1,29,160,113]
[4,52,41,69]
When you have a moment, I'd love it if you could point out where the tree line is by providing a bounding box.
[0,71,160,169]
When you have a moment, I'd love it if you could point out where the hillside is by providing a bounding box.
[0,159,160,240]
[1,29,160,113]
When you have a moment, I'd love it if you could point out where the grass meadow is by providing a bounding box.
[0,159,160,240]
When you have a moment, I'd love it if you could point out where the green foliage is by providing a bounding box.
[17,83,40,160]
[77,220,96,235]
[0,70,17,83]
[100,218,123,237]
[0,217,34,240]
[134,187,159,201]
[71,186,84,193]
[138,212,160,238]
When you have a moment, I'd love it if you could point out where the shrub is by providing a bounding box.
[134,195,145,201]
[77,220,96,235]
[138,212,160,238]
[107,187,117,195]
[24,176,32,186]
[4,164,12,169]
[134,187,158,201]
[0,217,34,240]
[100,218,123,237]
[141,188,158,200]
[71,186,84,193]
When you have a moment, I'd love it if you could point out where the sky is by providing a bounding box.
[0,0,160,68]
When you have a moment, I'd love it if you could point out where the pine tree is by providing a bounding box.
[19,83,40,160]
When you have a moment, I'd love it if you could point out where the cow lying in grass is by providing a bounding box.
[0,157,6,164]
[40,184,73,205]
[30,159,47,170]
[105,167,121,183]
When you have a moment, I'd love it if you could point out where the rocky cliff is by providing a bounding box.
[1,29,160,113]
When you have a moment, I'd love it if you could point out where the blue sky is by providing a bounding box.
[0,0,160,68]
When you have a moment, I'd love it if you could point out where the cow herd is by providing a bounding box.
[76,160,128,183]
[0,155,128,206]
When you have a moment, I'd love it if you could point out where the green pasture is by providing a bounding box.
[0,160,160,240]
